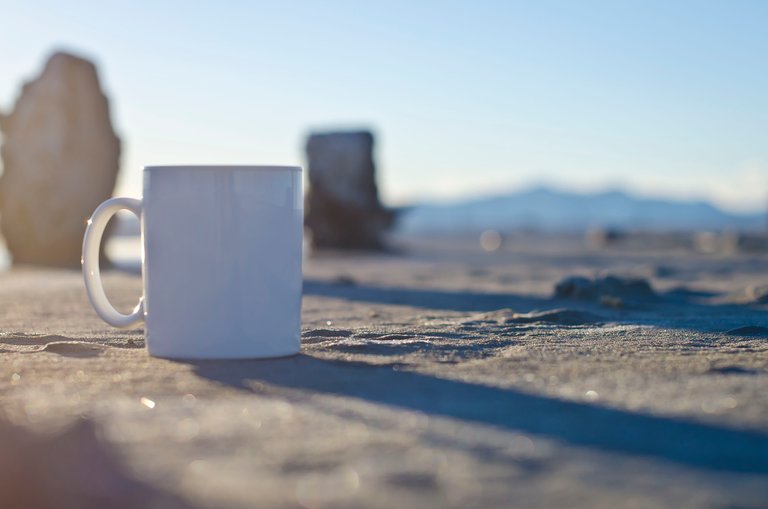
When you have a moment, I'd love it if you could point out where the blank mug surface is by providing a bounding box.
[143,166,303,359]
[82,165,303,360]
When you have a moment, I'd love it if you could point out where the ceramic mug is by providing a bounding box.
[82,165,303,359]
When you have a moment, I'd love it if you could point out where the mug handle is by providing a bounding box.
[82,197,144,327]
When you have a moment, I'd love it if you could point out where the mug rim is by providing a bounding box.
[143,165,302,172]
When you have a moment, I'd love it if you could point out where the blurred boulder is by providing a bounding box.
[304,130,392,249]
[690,230,768,255]
[555,274,657,305]
[585,228,625,249]
[747,285,768,304]
[694,231,739,255]
[0,51,120,267]
[728,232,768,253]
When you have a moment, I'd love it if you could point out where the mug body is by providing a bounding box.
[141,165,303,359]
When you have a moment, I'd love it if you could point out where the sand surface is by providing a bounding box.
[1,233,768,508]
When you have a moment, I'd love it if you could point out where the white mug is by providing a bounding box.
[82,165,303,359]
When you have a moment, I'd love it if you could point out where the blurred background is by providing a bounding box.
[0,0,766,266]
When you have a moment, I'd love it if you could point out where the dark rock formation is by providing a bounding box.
[304,130,392,249]
[0,52,120,267]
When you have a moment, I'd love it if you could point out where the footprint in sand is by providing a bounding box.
[0,333,75,346]
[39,342,107,358]
[353,332,414,340]
[301,329,354,344]
[0,333,108,357]
[462,308,604,327]
[0,334,108,357]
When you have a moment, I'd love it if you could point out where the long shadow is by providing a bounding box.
[303,278,768,332]
[112,267,767,331]
[191,355,768,475]
[303,278,551,312]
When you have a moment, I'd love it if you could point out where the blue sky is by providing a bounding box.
[1,0,766,212]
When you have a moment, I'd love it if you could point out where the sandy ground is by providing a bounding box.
[1,233,768,508]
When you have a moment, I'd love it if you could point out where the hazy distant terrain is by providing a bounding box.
[398,187,766,233]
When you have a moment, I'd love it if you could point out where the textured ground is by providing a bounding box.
[1,233,768,508]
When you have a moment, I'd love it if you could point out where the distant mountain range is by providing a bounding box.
[397,187,766,233]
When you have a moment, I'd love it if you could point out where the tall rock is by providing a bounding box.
[305,130,392,249]
[0,52,120,267]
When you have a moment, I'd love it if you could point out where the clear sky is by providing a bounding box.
[1,0,766,213]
